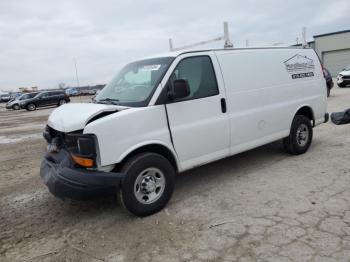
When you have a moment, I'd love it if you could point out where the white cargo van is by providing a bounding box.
[41,48,328,216]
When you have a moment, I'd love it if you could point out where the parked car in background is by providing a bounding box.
[6,92,39,110]
[323,68,334,97]
[79,89,97,95]
[0,93,12,102]
[65,88,79,96]
[12,92,22,100]
[1,92,22,102]
[20,91,70,111]
[337,64,350,87]
[86,89,97,95]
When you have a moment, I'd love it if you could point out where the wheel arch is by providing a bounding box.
[293,105,315,127]
[26,102,37,109]
[115,142,179,172]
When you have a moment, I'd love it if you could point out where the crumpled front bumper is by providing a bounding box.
[40,149,124,200]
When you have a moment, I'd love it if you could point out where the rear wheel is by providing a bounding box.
[12,104,20,110]
[26,103,36,111]
[283,115,313,155]
[58,99,66,106]
[119,152,176,217]
[338,83,346,88]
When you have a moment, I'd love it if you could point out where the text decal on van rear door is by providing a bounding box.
[284,54,315,79]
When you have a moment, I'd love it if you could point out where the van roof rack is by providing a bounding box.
[169,22,233,52]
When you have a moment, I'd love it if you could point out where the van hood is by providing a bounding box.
[47,103,129,132]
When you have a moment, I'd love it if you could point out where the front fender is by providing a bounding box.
[84,105,175,168]
[116,140,179,169]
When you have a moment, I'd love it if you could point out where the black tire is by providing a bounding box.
[12,104,20,110]
[283,115,313,155]
[327,88,330,97]
[119,152,176,217]
[58,99,66,106]
[26,103,36,111]
[338,83,346,88]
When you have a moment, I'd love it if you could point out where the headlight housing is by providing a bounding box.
[65,134,97,167]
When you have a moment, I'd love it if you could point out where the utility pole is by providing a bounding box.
[74,57,81,101]
[74,58,80,88]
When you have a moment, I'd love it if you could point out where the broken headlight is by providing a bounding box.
[65,134,97,167]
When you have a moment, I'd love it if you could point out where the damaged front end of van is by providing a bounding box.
[40,103,126,200]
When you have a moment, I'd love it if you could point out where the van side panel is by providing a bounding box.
[83,105,177,168]
[215,48,326,155]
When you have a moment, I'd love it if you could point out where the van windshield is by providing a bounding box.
[95,57,174,107]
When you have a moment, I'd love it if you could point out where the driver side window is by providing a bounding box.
[168,56,219,102]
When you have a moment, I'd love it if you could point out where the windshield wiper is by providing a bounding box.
[97,98,120,105]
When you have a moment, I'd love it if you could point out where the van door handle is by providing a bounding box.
[220,98,227,113]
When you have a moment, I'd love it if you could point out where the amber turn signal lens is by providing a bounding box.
[71,154,94,168]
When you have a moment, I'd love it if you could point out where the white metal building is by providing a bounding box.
[313,30,350,76]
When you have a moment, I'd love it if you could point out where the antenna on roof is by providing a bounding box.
[169,22,233,52]
[302,27,308,48]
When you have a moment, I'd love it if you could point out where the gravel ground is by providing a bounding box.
[0,88,350,262]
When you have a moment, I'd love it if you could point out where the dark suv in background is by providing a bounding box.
[6,92,39,110]
[20,91,70,111]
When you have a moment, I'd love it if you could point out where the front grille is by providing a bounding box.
[44,125,84,151]
[44,125,65,149]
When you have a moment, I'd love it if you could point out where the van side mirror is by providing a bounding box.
[168,79,190,100]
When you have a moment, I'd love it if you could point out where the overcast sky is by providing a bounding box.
[0,0,349,91]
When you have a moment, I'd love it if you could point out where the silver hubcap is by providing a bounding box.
[134,167,165,204]
[296,123,309,147]
[29,104,35,110]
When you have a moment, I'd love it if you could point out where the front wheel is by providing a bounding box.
[283,115,313,155]
[119,153,176,217]
[12,104,20,110]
